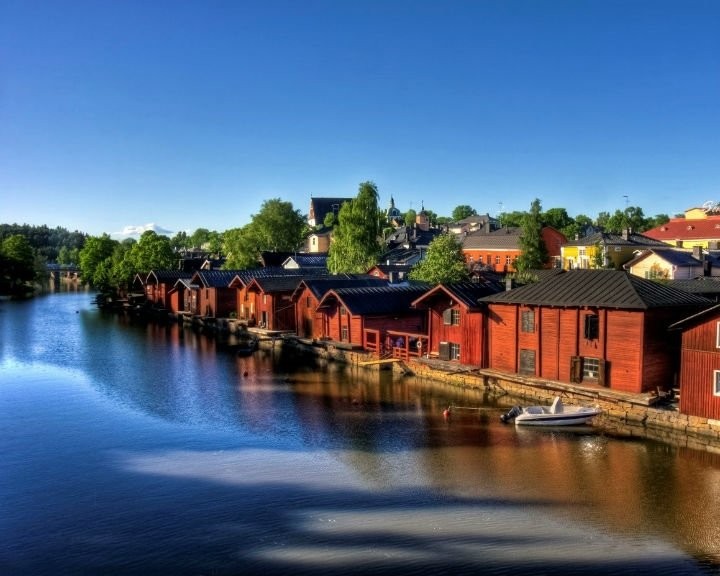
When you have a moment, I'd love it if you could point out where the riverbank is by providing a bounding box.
[279,334,720,453]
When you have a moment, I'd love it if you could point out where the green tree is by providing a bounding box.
[222,226,258,269]
[170,231,190,251]
[451,205,477,221]
[79,234,119,289]
[125,231,175,273]
[404,208,417,226]
[542,208,573,233]
[498,211,525,228]
[0,235,36,293]
[222,199,306,269]
[327,181,382,274]
[190,228,212,249]
[409,233,469,284]
[516,199,548,273]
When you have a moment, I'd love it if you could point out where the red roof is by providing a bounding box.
[644,216,720,242]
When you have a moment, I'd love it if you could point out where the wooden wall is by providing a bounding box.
[679,317,720,420]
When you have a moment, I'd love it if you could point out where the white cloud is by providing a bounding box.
[114,223,174,238]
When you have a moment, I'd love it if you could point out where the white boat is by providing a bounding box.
[500,397,601,426]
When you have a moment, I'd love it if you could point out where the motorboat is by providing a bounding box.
[500,396,601,426]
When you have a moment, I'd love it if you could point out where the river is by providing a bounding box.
[1,291,719,575]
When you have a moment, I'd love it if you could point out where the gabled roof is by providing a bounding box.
[667,278,720,295]
[564,231,667,248]
[246,275,317,294]
[282,253,329,268]
[291,275,387,301]
[309,197,352,225]
[190,269,240,288]
[482,269,712,309]
[318,284,430,315]
[462,227,521,250]
[412,281,504,310]
[645,216,720,242]
[669,303,720,331]
[623,249,702,269]
[228,266,328,287]
[146,270,193,284]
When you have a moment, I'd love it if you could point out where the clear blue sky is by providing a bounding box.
[1,0,718,238]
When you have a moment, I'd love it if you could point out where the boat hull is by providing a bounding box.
[514,408,601,426]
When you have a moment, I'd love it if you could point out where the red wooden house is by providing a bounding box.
[315,284,429,354]
[669,304,720,419]
[228,267,328,325]
[482,270,711,394]
[291,276,387,340]
[188,270,239,318]
[244,275,306,331]
[145,270,193,309]
[411,281,504,366]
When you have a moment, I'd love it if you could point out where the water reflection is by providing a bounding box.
[1,293,719,574]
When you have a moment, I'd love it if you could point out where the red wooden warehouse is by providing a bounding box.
[669,304,720,419]
[315,284,429,353]
[482,270,711,394]
[411,281,504,365]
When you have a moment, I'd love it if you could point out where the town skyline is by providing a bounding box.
[2,1,718,237]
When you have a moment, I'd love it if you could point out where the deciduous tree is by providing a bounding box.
[409,233,469,284]
[451,205,477,221]
[516,199,548,273]
[327,182,382,274]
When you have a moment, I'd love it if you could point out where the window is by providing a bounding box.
[583,357,600,379]
[450,309,460,326]
[341,326,348,341]
[521,310,535,333]
[714,371,720,396]
[519,349,536,375]
[584,314,599,339]
[449,343,461,360]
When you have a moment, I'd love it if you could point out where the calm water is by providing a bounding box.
[1,291,719,575]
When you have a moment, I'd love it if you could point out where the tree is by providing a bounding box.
[404,209,417,227]
[542,208,573,232]
[498,211,525,228]
[222,199,306,269]
[451,205,477,221]
[125,231,175,274]
[170,231,190,251]
[0,235,36,293]
[409,233,469,284]
[222,226,260,269]
[516,199,548,273]
[327,181,382,274]
[79,234,119,289]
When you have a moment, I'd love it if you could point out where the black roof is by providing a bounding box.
[482,269,712,309]
[146,270,193,284]
[292,276,387,300]
[320,284,430,315]
[413,281,505,309]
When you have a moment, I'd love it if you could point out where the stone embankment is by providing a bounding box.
[282,337,720,454]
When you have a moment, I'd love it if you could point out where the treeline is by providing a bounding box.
[0,193,675,296]
[0,224,88,264]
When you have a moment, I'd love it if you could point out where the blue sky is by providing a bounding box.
[1,0,718,238]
